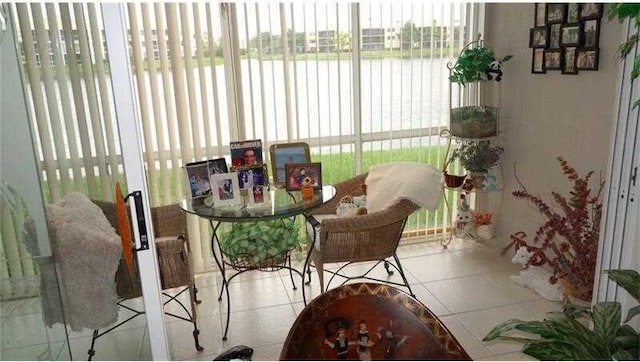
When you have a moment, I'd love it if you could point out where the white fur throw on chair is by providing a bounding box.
[44,192,122,331]
[366,161,443,213]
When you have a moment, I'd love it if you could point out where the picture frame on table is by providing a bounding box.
[284,162,322,191]
[545,3,566,24]
[210,172,242,207]
[579,3,602,20]
[529,26,548,48]
[208,157,228,176]
[534,3,546,27]
[247,186,270,207]
[531,48,546,74]
[582,19,600,48]
[576,48,599,71]
[236,164,268,190]
[544,49,562,70]
[562,47,578,75]
[230,139,263,169]
[269,142,311,187]
[185,160,212,199]
[560,23,581,47]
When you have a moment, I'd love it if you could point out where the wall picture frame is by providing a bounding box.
[582,19,600,47]
[210,172,242,207]
[529,26,548,48]
[562,47,578,74]
[534,3,546,26]
[269,142,311,187]
[560,24,581,47]
[579,3,602,20]
[284,162,322,191]
[576,48,599,71]
[546,3,566,24]
[566,3,580,23]
[544,50,562,70]
[532,48,546,74]
[548,23,561,49]
[230,139,263,169]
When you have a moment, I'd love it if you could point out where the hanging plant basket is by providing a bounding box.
[444,171,466,188]
[450,105,498,139]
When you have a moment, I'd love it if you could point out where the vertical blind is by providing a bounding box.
[6,2,475,281]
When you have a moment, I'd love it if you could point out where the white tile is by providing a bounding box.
[222,276,292,312]
[439,316,493,360]
[401,253,482,283]
[520,299,563,319]
[477,351,537,360]
[66,326,148,361]
[221,304,297,348]
[339,260,421,285]
[424,275,516,313]
[0,300,16,317]
[0,341,64,361]
[450,245,520,273]
[455,304,541,355]
[251,343,283,361]
[410,283,451,317]
[483,271,542,303]
[395,241,451,258]
[1,314,67,349]
[165,314,222,360]
[4,297,42,316]
[291,302,306,317]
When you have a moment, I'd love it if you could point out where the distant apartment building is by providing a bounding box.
[306,30,336,53]
[361,28,385,50]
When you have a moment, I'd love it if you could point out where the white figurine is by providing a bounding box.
[510,246,564,302]
[454,194,474,238]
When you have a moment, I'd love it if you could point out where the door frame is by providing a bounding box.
[101,4,170,359]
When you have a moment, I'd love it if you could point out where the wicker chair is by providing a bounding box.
[305,174,419,296]
[89,201,203,360]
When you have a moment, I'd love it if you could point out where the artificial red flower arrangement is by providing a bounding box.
[502,157,604,301]
[472,211,492,225]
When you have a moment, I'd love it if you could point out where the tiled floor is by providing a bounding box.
[0,238,560,360]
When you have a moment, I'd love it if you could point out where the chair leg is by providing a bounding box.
[193,285,201,304]
[187,283,204,351]
[317,262,325,293]
[305,264,312,285]
[88,329,98,360]
[384,260,394,275]
[393,253,414,297]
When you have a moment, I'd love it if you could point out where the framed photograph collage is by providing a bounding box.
[529,3,602,75]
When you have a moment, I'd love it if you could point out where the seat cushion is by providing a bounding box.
[306,214,339,251]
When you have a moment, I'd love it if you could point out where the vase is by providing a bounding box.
[476,224,494,240]
[469,171,486,190]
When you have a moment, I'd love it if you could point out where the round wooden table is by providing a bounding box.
[280,282,470,360]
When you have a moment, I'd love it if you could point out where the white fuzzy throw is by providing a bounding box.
[45,192,122,331]
[365,162,443,213]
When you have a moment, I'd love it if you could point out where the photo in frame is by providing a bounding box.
[230,139,263,169]
[269,142,311,187]
[546,3,566,24]
[532,48,546,74]
[560,24,580,47]
[247,185,270,207]
[236,165,268,190]
[210,172,242,207]
[529,26,547,48]
[548,23,561,49]
[566,3,580,23]
[579,3,602,20]
[208,158,229,176]
[284,162,322,191]
[582,19,599,47]
[544,49,562,70]
[185,160,211,199]
[534,3,546,26]
[562,47,578,74]
[576,48,599,70]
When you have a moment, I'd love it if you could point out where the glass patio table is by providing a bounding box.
[179,185,336,340]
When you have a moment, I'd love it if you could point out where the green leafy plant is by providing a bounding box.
[484,269,640,360]
[448,45,512,85]
[221,219,303,265]
[609,3,640,107]
[449,141,503,172]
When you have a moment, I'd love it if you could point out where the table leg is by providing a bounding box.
[287,255,297,290]
[209,220,231,340]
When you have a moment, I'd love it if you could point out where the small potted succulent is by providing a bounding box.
[450,141,503,189]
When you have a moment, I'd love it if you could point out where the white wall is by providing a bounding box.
[0,13,51,256]
[484,3,624,248]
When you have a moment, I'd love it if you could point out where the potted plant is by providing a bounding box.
[448,41,512,139]
[484,269,640,360]
[449,141,503,189]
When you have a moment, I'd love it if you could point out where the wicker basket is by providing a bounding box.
[444,171,466,188]
[222,249,290,272]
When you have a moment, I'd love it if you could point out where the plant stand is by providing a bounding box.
[440,36,504,249]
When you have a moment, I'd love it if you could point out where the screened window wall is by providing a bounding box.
[5,2,476,285]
